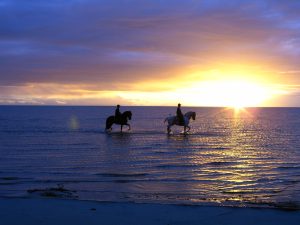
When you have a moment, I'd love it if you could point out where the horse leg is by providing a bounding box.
[121,125,123,132]
[167,125,171,134]
[106,127,112,132]
[184,126,186,134]
[126,123,131,130]
[186,126,190,132]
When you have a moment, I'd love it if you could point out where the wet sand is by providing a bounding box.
[0,198,299,225]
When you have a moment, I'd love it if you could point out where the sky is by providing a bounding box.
[1,0,300,106]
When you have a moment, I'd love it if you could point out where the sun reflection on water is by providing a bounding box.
[182,108,289,206]
[1,107,298,209]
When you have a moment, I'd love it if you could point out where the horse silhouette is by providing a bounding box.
[164,111,196,134]
[105,111,132,132]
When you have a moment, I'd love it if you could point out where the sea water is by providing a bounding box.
[0,106,300,209]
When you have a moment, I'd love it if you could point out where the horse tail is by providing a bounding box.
[105,118,110,130]
[164,117,168,123]
[105,116,114,130]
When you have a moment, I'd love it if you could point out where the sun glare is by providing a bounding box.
[118,67,285,107]
[21,73,286,107]
[116,79,278,107]
[180,79,276,108]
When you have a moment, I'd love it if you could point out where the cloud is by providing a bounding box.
[1,0,300,105]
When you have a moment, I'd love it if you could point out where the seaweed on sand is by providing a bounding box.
[27,184,78,199]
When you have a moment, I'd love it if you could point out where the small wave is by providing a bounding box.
[2,128,104,135]
[0,176,26,185]
[204,161,238,166]
[210,147,232,150]
[105,131,164,135]
[95,173,149,177]
[1,130,68,134]
[79,129,103,134]
[188,132,227,136]
[156,164,199,169]
[113,179,143,183]
[33,179,100,184]
[277,166,300,170]
[0,177,19,181]
[222,190,262,194]
[256,177,276,182]
[267,201,300,211]
[103,130,226,137]
[112,178,209,183]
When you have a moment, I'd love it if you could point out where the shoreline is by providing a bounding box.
[1,197,300,225]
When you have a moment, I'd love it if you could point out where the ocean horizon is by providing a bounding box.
[1,106,300,209]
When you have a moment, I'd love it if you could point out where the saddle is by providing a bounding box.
[175,117,185,126]
[114,116,122,124]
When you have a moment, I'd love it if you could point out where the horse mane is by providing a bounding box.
[184,111,196,120]
[184,111,194,116]
[121,111,132,120]
[122,110,132,115]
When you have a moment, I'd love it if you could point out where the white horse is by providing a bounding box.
[164,111,196,134]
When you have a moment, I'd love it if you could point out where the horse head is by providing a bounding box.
[192,112,196,120]
[184,111,196,121]
[122,111,132,120]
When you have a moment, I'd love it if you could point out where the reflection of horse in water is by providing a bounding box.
[106,111,132,132]
[164,111,196,134]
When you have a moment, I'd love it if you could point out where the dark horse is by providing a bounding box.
[105,111,132,132]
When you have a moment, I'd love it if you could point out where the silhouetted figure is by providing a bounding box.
[176,103,184,125]
[106,110,132,132]
[115,104,122,123]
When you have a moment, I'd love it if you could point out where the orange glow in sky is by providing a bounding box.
[1,1,300,106]
[1,67,292,107]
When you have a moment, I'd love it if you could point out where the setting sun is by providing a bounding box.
[185,80,276,108]
[110,65,289,107]
[1,0,299,107]
[116,78,283,107]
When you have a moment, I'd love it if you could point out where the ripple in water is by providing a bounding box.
[0,106,300,210]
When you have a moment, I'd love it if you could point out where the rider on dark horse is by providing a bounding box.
[176,103,184,125]
[106,105,132,132]
[115,104,122,124]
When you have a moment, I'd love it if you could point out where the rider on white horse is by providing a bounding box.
[164,104,196,134]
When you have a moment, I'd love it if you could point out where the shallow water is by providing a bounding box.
[0,106,300,209]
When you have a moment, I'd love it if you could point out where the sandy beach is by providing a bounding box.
[1,198,300,225]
